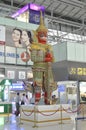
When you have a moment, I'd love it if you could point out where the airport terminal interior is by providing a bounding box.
[1,0,86,130]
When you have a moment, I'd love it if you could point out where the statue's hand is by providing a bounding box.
[45,52,53,62]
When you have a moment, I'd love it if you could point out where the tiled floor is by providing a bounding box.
[0,114,86,130]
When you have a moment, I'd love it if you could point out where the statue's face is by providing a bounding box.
[37,32,47,44]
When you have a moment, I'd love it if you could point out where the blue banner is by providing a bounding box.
[29,10,44,24]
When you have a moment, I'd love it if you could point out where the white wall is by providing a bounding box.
[53,42,86,63]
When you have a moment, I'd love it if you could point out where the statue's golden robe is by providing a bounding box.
[31,42,56,102]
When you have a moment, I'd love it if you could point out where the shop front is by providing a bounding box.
[0,79,12,114]
[52,61,86,108]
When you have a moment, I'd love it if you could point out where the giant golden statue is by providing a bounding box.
[31,12,56,105]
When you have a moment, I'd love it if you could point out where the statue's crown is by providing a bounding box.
[36,11,48,33]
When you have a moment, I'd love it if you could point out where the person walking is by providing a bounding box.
[21,93,26,105]
[15,92,21,116]
[25,94,30,105]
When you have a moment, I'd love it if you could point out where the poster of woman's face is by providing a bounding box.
[3,26,33,65]
[21,30,33,47]
[6,26,33,48]
[12,28,22,47]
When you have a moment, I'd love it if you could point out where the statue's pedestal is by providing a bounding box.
[20,104,71,127]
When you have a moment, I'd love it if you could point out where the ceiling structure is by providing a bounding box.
[1,0,86,34]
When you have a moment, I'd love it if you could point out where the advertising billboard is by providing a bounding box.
[79,81,86,104]
[0,25,33,65]
[0,26,5,45]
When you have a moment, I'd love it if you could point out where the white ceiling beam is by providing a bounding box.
[46,14,81,27]
[0,3,19,10]
[57,0,85,8]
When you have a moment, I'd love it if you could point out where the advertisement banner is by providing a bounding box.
[17,48,27,65]
[0,26,33,65]
[0,46,4,63]
[5,46,16,64]
[29,3,45,24]
[0,26,5,45]
[0,45,33,65]
[19,71,26,79]
[17,47,33,65]
[29,10,40,24]
[6,26,33,48]
[7,71,15,79]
